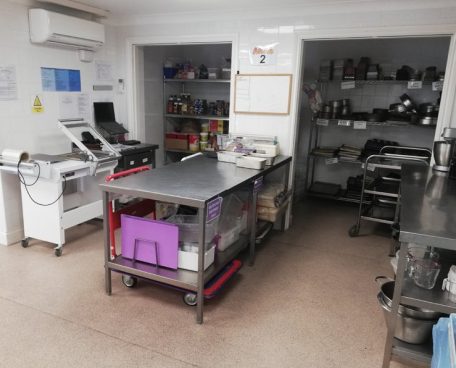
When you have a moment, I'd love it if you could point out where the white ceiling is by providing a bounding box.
[73,0,376,16]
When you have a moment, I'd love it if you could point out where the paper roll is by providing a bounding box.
[1,149,30,164]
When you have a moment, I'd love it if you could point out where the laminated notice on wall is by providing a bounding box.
[41,67,81,92]
[58,93,90,120]
[0,66,17,100]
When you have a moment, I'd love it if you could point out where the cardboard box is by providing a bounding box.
[209,120,228,134]
[165,133,188,151]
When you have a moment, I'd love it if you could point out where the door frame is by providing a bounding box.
[125,34,239,141]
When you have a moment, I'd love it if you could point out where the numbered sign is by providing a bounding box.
[250,45,277,66]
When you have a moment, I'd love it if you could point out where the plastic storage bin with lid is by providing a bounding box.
[167,214,218,244]
[216,194,246,251]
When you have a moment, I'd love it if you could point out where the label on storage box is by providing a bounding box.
[353,121,367,130]
[432,81,443,91]
[407,81,422,89]
[316,119,329,126]
[325,157,339,165]
[253,176,264,193]
[341,81,355,90]
[207,197,223,223]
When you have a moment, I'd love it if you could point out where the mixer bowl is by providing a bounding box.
[433,141,454,167]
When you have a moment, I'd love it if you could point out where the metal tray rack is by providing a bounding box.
[349,146,431,250]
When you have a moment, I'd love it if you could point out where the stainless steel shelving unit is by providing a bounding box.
[382,165,456,368]
[100,155,292,324]
[165,113,229,120]
[163,77,231,162]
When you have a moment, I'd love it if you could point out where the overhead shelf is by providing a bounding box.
[315,118,433,128]
[164,78,231,84]
[165,113,229,120]
[317,79,437,86]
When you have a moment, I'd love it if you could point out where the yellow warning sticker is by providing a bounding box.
[32,94,44,113]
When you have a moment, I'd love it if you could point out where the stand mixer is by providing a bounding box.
[433,127,456,178]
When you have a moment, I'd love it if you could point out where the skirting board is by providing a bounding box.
[0,228,24,246]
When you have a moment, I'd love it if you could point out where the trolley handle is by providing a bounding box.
[380,145,432,159]
[364,154,429,167]
[105,165,150,182]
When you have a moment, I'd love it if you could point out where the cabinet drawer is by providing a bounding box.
[122,151,153,169]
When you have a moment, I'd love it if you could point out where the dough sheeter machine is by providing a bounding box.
[0,119,120,256]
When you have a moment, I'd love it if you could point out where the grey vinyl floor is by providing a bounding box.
[0,199,411,367]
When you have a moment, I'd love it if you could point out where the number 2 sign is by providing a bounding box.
[249,44,278,66]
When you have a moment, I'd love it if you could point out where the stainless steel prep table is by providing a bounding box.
[383,165,456,367]
[100,155,292,323]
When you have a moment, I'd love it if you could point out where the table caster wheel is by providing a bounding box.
[54,248,62,257]
[349,225,359,237]
[183,292,197,306]
[121,275,137,288]
[21,238,29,248]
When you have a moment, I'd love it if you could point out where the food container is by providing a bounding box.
[178,244,215,271]
[250,152,275,166]
[167,214,218,244]
[216,223,241,251]
[236,156,266,170]
[221,68,231,80]
[207,67,219,79]
[188,134,200,152]
[376,277,442,344]
[163,67,177,79]
[257,196,290,222]
[253,143,279,156]
[201,122,209,132]
[165,132,188,151]
[200,132,208,142]
[217,151,244,163]
[200,141,208,151]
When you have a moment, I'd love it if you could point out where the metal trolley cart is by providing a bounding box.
[349,146,431,249]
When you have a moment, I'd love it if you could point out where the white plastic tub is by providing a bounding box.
[217,151,244,163]
[236,156,266,170]
[250,152,276,165]
[253,143,279,156]
[178,245,215,271]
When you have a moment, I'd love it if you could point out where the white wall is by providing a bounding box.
[0,1,119,156]
[0,0,118,244]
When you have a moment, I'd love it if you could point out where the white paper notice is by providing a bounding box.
[235,76,250,111]
[95,61,113,82]
[0,66,17,100]
[59,93,90,120]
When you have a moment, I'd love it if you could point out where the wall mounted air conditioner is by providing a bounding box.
[29,8,105,51]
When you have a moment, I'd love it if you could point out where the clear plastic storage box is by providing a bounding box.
[167,214,218,244]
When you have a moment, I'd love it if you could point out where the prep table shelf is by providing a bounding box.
[382,165,456,368]
[391,338,432,366]
[400,277,456,315]
[109,235,249,292]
